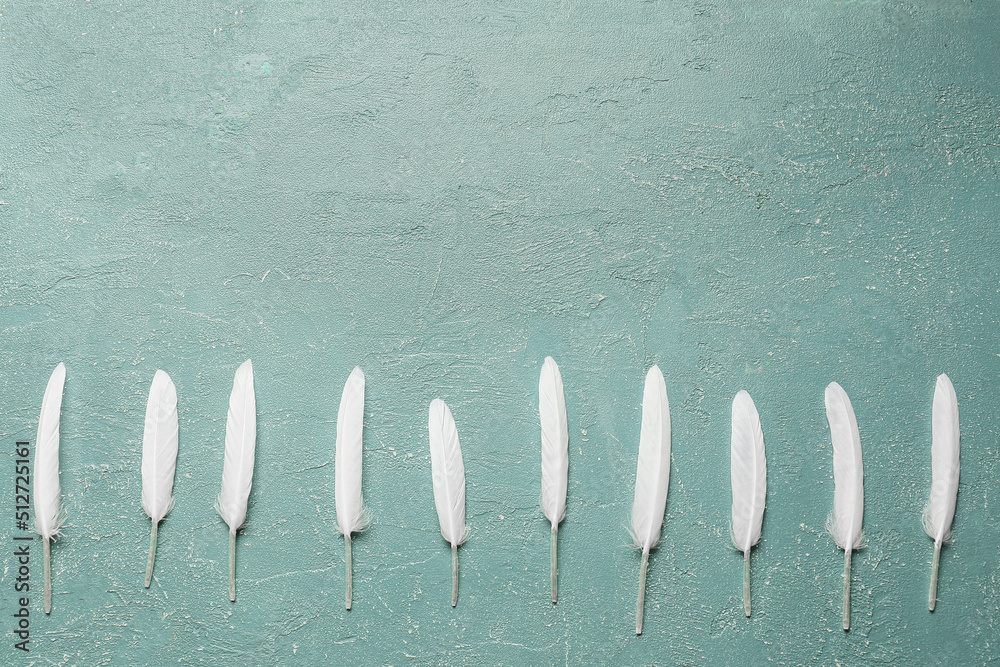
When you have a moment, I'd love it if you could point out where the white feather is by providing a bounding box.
[336,367,367,536]
[540,357,568,528]
[141,370,178,524]
[825,382,864,551]
[730,390,766,554]
[216,360,257,535]
[429,399,466,547]
[630,365,671,554]
[34,363,66,540]
[923,373,960,546]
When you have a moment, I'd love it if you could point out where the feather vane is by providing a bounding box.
[630,365,670,635]
[825,382,864,550]
[336,367,367,537]
[730,390,766,554]
[217,359,256,602]
[336,366,366,609]
[540,357,568,527]
[34,363,67,540]
[923,373,959,546]
[630,365,670,553]
[217,360,257,534]
[924,373,960,611]
[825,381,863,631]
[142,370,179,524]
[34,362,66,614]
[730,389,766,617]
[429,399,465,547]
[539,356,568,604]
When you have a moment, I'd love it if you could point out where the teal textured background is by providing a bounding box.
[2,1,999,664]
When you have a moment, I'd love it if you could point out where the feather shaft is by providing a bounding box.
[229,532,236,603]
[540,357,568,603]
[636,550,649,635]
[843,549,852,631]
[630,366,670,635]
[929,543,941,611]
[144,522,158,588]
[44,538,51,615]
[744,552,751,617]
[345,536,353,611]
[550,527,558,604]
[452,544,459,608]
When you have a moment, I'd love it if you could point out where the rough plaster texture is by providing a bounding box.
[1,1,999,665]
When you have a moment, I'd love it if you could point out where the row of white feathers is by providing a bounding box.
[33,364,959,557]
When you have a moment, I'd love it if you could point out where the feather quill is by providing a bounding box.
[730,390,766,617]
[825,381,864,631]
[216,359,256,602]
[923,373,959,611]
[539,356,568,604]
[335,367,367,610]
[630,365,670,635]
[33,362,66,615]
[141,369,179,588]
[429,398,466,607]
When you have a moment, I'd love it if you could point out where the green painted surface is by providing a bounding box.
[1,1,998,664]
